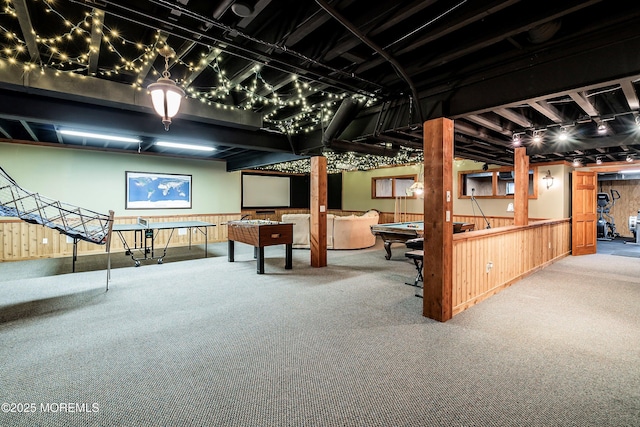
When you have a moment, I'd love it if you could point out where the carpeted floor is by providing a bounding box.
[1,239,639,426]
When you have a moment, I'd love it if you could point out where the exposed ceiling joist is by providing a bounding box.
[12,0,41,64]
[184,48,222,87]
[527,100,565,124]
[19,120,38,141]
[88,9,105,76]
[136,33,169,84]
[0,125,11,139]
[494,108,532,129]
[465,114,510,136]
[569,91,599,117]
[620,80,640,110]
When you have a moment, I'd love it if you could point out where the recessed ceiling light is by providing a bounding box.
[59,129,141,143]
[155,141,215,152]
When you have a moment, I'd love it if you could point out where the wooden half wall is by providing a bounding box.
[1,208,551,262]
[452,219,571,316]
[0,213,241,262]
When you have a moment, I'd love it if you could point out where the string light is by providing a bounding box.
[0,0,378,135]
[256,149,424,174]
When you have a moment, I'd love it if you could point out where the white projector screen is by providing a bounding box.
[242,174,290,208]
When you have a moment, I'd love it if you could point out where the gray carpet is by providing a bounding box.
[0,240,639,426]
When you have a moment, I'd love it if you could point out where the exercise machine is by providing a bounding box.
[597,189,620,240]
[627,211,640,245]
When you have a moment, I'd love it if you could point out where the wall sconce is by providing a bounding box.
[408,181,424,196]
[543,169,554,189]
[506,203,514,212]
[148,45,185,131]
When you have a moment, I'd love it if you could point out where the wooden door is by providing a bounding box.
[572,171,597,255]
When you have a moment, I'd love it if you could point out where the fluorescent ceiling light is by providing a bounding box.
[59,129,141,143]
[155,141,215,152]
[621,169,640,174]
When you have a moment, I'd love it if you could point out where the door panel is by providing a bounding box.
[572,171,597,255]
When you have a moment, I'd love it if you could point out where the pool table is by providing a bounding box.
[370,221,474,259]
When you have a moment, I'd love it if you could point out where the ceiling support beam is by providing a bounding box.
[527,101,565,124]
[405,0,602,79]
[136,32,168,85]
[0,90,290,153]
[12,0,41,64]
[569,91,600,118]
[494,108,532,129]
[620,80,640,110]
[0,125,12,139]
[88,9,105,76]
[184,48,222,87]
[465,114,511,136]
[19,120,38,141]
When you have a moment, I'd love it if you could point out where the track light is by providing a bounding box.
[597,121,607,134]
[596,157,603,165]
[558,127,568,141]
[572,158,582,167]
[626,155,634,162]
[532,130,542,144]
[512,132,522,146]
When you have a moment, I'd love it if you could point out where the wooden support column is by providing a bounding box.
[514,147,529,226]
[310,156,327,267]
[423,118,454,322]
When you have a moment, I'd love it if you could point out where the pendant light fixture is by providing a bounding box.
[148,45,185,131]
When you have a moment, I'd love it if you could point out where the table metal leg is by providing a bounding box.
[257,247,264,274]
[72,237,79,272]
[285,244,292,269]
[228,240,235,262]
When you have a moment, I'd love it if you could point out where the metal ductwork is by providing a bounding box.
[322,98,364,146]
[329,139,399,157]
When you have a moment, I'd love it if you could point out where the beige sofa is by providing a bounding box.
[281,211,379,249]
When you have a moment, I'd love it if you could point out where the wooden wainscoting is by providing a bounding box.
[451,219,571,316]
[0,213,242,262]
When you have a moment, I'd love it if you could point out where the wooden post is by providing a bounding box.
[514,147,529,226]
[423,118,454,322]
[310,156,327,267]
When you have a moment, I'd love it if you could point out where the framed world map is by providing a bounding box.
[125,171,192,209]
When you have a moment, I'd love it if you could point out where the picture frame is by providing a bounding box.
[125,171,192,209]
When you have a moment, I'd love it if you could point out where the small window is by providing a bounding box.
[372,175,418,198]
[459,168,538,199]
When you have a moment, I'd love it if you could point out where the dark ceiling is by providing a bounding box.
[1,0,639,171]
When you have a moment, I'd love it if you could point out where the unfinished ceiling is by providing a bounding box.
[0,0,639,170]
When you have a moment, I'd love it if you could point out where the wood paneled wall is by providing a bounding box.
[1,209,554,262]
[0,213,242,262]
[597,180,640,237]
[452,219,571,316]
